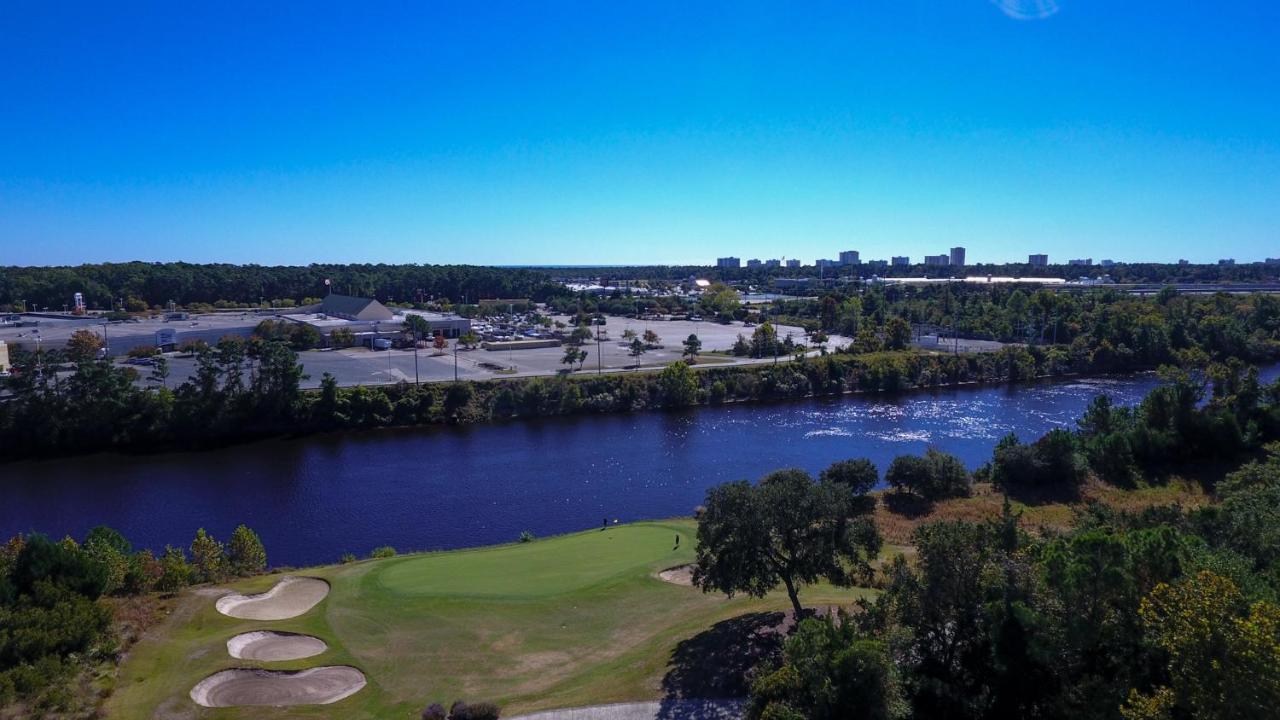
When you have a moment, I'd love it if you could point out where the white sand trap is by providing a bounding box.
[227,631,328,661]
[190,666,366,708]
[657,564,696,586]
[215,576,330,620]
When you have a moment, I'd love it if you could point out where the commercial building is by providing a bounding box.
[1068,258,1093,267]
[866,259,889,272]
[924,254,950,266]
[1029,254,1048,266]
[764,259,782,268]
[1100,259,1115,267]
[301,293,396,322]
[891,256,910,266]
[746,258,763,268]
[716,257,741,268]
[785,259,801,268]
[949,247,966,267]
[838,250,860,265]
[815,258,838,269]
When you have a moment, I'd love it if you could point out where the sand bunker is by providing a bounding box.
[190,666,366,707]
[227,631,328,661]
[658,564,696,586]
[215,576,330,620]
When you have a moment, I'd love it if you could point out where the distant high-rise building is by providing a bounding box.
[1219,258,1236,266]
[866,259,889,271]
[1100,259,1115,267]
[716,257,741,268]
[949,247,965,267]
[815,258,838,269]
[785,259,801,268]
[924,254,950,266]
[891,256,910,266]
[1068,258,1093,267]
[838,250,861,265]
[1266,258,1280,266]
[764,259,782,268]
[1178,259,1190,265]
[746,258,763,268]
[1028,254,1048,266]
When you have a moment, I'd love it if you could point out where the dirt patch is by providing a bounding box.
[189,666,366,707]
[215,576,330,620]
[657,564,695,586]
[227,631,328,661]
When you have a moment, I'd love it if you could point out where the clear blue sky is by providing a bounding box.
[2,1,1278,267]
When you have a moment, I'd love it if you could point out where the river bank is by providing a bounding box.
[12,366,1274,566]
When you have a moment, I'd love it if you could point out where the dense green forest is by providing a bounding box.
[690,365,1280,720]
[3,261,1278,313]
[0,525,266,716]
[3,287,1280,460]
[0,262,557,311]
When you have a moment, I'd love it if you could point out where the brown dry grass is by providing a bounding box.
[874,479,1212,546]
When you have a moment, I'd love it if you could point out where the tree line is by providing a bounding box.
[4,289,1280,459]
[691,366,1280,720]
[0,261,556,312]
[0,524,266,714]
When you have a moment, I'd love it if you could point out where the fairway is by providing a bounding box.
[108,520,874,719]
[377,524,688,598]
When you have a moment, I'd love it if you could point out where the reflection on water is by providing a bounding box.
[5,368,1277,566]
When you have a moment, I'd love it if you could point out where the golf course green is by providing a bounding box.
[108,520,875,719]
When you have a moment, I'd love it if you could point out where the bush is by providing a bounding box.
[518,531,534,543]
[422,702,447,720]
[885,449,970,501]
[990,430,1084,493]
[370,546,397,559]
[460,701,501,720]
[340,552,357,564]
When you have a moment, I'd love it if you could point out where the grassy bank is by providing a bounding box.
[106,521,876,719]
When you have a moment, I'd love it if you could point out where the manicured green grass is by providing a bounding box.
[107,520,874,720]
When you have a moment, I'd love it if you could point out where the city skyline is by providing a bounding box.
[2,2,1278,267]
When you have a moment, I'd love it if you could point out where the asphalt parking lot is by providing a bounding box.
[147,316,847,389]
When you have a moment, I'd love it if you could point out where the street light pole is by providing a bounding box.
[453,340,459,382]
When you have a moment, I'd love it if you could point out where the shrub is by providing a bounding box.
[340,552,357,564]
[422,702,447,720]
[370,546,397,559]
[459,701,501,720]
[885,449,970,501]
[518,531,535,543]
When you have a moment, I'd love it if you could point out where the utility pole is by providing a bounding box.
[453,340,459,382]
[596,323,603,375]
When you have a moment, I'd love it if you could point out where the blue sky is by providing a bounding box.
[2,1,1278,266]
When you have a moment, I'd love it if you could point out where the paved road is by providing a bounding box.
[508,700,745,720]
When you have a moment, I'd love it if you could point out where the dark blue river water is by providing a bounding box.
[6,369,1276,566]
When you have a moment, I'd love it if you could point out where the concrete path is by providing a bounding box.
[508,700,745,720]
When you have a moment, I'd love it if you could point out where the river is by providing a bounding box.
[5,369,1275,566]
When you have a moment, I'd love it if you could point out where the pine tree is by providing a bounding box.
[189,528,227,583]
[227,524,267,576]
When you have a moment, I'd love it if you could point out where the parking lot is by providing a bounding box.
[7,311,852,389]
[149,316,848,389]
